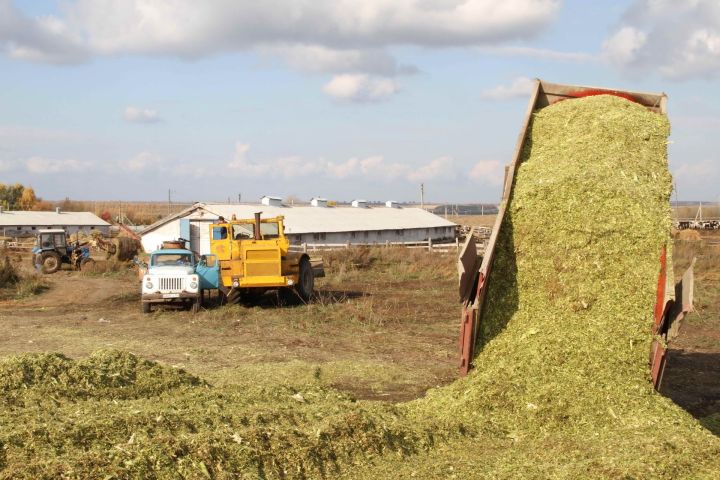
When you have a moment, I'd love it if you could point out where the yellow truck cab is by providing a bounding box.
[209,214,317,303]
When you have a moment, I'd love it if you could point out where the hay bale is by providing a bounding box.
[114,237,140,261]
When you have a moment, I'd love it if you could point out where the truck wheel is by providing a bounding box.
[226,289,242,305]
[278,287,298,306]
[142,302,151,314]
[40,251,61,274]
[80,257,95,272]
[191,296,202,313]
[294,257,314,302]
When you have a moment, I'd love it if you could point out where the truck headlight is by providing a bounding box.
[189,281,198,289]
[287,279,294,285]
[145,281,153,289]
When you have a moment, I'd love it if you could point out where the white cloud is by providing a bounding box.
[407,156,455,182]
[0,0,88,64]
[121,151,162,172]
[261,45,413,76]
[478,45,594,62]
[323,74,399,102]
[25,156,89,174]
[602,26,647,66]
[603,0,720,79]
[469,159,503,185]
[480,77,536,100]
[0,0,560,83]
[123,106,162,123]
[227,143,270,176]
[225,142,460,182]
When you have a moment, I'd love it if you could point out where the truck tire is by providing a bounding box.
[40,251,62,274]
[142,302,151,314]
[294,257,314,302]
[226,289,242,305]
[80,257,95,272]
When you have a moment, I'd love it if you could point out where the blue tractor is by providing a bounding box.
[32,229,94,274]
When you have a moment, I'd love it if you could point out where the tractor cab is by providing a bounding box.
[36,229,69,251]
[210,214,287,263]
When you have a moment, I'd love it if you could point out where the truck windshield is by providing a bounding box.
[260,223,280,239]
[232,223,255,239]
[152,253,193,266]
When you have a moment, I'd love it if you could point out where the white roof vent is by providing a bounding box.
[385,200,399,208]
[311,197,328,207]
[351,199,368,208]
[261,196,283,206]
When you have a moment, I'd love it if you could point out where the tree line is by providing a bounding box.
[0,183,50,210]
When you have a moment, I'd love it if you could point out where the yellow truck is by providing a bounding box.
[209,213,321,304]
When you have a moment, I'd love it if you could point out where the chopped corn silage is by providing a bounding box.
[1,95,719,479]
[387,95,720,477]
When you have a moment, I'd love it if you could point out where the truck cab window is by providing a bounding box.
[212,226,227,240]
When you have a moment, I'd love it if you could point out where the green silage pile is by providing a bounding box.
[0,351,438,479]
[369,95,720,477]
[1,95,719,479]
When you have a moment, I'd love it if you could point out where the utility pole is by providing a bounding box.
[168,189,172,215]
[238,193,242,204]
[420,183,424,209]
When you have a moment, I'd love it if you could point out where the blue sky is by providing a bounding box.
[0,0,719,204]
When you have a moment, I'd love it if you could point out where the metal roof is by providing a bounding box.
[0,210,110,227]
[141,202,455,235]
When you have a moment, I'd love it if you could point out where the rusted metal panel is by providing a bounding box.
[458,228,479,304]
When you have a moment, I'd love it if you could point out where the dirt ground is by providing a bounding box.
[0,249,460,402]
[0,235,718,424]
[662,230,720,419]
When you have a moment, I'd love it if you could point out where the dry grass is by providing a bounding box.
[50,200,193,226]
[0,251,48,299]
[447,214,496,227]
[673,204,720,219]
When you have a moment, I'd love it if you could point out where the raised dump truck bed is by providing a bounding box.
[457,79,692,389]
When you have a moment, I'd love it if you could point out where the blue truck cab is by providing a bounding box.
[141,247,219,314]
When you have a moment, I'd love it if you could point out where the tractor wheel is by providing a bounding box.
[80,257,95,272]
[294,257,314,302]
[40,251,62,274]
[226,289,242,305]
[240,288,264,305]
[278,287,298,306]
[191,296,202,313]
[142,302,151,314]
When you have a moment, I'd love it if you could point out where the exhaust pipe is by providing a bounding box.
[254,212,262,240]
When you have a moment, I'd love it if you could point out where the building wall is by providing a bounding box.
[140,221,180,253]
[0,224,110,237]
[284,226,454,246]
[142,218,455,254]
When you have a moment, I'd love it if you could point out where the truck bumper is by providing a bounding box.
[142,292,199,304]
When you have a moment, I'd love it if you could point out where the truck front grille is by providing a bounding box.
[159,277,185,292]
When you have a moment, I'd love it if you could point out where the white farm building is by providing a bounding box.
[0,208,111,237]
[140,202,456,254]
